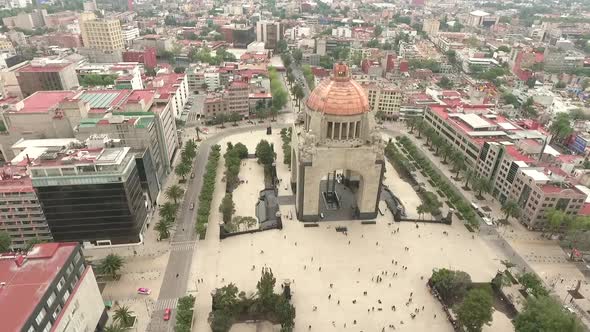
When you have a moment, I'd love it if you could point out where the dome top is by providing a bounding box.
[306,64,370,116]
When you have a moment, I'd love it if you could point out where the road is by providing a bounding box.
[146,123,289,331]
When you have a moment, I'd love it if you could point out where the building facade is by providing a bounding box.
[0,242,107,332]
[16,59,79,97]
[80,18,124,51]
[29,147,148,245]
[256,20,284,50]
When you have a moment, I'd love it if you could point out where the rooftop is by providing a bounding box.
[13,91,77,113]
[0,242,78,332]
[29,147,131,169]
[16,61,72,73]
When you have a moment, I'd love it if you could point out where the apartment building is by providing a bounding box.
[365,84,403,119]
[146,73,189,118]
[256,20,284,50]
[509,169,586,230]
[80,17,124,51]
[29,146,148,245]
[0,166,52,249]
[15,59,79,97]
[0,242,107,332]
[204,81,250,118]
[543,46,584,72]
[76,62,144,90]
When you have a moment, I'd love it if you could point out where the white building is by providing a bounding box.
[332,26,352,38]
[121,25,140,46]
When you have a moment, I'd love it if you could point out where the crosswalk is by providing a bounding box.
[170,241,196,252]
[154,298,178,311]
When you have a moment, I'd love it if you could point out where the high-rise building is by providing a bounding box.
[15,59,79,97]
[256,20,284,50]
[80,16,124,51]
[365,84,403,119]
[0,242,107,332]
[28,146,148,245]
[0,166,52,249]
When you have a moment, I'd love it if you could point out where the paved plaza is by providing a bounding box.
[190,128,510,332]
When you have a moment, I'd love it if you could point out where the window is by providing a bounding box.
[63,289,70,303]
[27,326,35,332]
[57,276,65,291]
[46,291,56,308]
[35,308,46,325]
[78,263,85,274]
[42,321,51,332]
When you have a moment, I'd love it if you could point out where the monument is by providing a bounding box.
[290,63,385,222]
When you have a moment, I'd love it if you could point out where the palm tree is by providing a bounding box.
[451,152,465,179]
[417,204,427,220]
[425,127,436,146]
[431,135,443,154]
[287,72,295,87]
[175,161,191,181]
[440,143,453,163]
[406,117,421,133]
[155,220,172,240]
[165,184,185,204]
[473,177,493,198]
[99,254,124,279]
[416,120,427,138]
[294,84,305,112]
[463,168,476,189]
[113,305,135,328]
[501,199,520,221]
[103,324,125,332]
[159,201,178,222]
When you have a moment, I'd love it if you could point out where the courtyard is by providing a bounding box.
[190,128,510,332]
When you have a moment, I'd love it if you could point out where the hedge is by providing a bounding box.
[195,145,221,239]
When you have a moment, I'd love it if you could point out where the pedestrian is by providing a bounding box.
[422,305,424,310]
[410,292,413,297]
[308,325,311,330]
[319,267,322,272]
[328,294,331,300]
[358,268,361,272]
[337,300,340,305]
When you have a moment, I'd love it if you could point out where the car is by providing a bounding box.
[163,308,171,321]
[190,203,195,210]
[190,172,195,179]
[137,287,151,295]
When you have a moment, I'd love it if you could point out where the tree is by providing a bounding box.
[166,184,185,204]
[515,296,584,332]
[174,66,186,74]
[256,267,277,311]
[473,177,493,198]
[462,167,476,189]
[373,25,383,37]
[501,200,520,221]
[24,237,45,252]
[549,113,573,143]
[417,204,428,219]
[99,254,124,279]
[155,220,172,239]
[255,140,274,166]
[175,161,191,181]
[292,49,303,64]
[277,40,288,54]
[502,93,520,108]
[113,306,135,328]
[103,325,125,332]
[451,152,465,178]
[293,84,305,112]
[456,286,494,332]
[438,76,453,89]
[0,231,11,252]
[546,208,567,235]
[517,272,549,298]
[440,142,453,163]
[219,193,235,224]
[211,283,239,312]
[159,202,178,223]
[430,268,472,305]
[228,112,241,125]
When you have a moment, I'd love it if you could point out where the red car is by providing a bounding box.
[163,308,171,321]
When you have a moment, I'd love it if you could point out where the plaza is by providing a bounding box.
[189,127,511,332]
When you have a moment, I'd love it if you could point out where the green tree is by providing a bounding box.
[456,286,494,332]
[155,220,172,240]
[256,267,277,311]
[113,306,135,328]
[292,49,303,64]
[228,112,242,125]
[501,199,520,221]
[159,202,178,223]
[211,283,239,312]
[175,161,192,181]
[99,254,124,279]
[546,208,567,235]
[174,66,186,74]
[24,237,44,252]
[255,140,274,166]
[514,296,584,332]
[293,84,305,112]
[103,325,125,332]
[549,113,573,143]
[440,142,453,164]
[438,76,453,89]
[517,272,549,298]
[373,25,383,37]
[502,93,520,108]
[0,231,11,252]
[166,184,185,204]
[430,268,472,305]
[462,167,476,189]
[219,193,235,223]
[451,152,465,178]
[473,177,493,198]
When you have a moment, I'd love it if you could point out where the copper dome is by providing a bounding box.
[306,64,370,116]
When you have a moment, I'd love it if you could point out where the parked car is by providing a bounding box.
[137,287,151,295]
[163,308,171,321]
[190,173,195,179]
[190,203,195,210]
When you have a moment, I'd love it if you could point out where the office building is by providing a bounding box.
[221,24,255,48]
[0,166,52,249]
[80,16,124,51]
[0,242,107,332]
[365,84,403,119]
[15,59,79,97]
[29,146,148,245]
[204,81,250,118]
[122,48,157,68]
[256,20,284,50]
